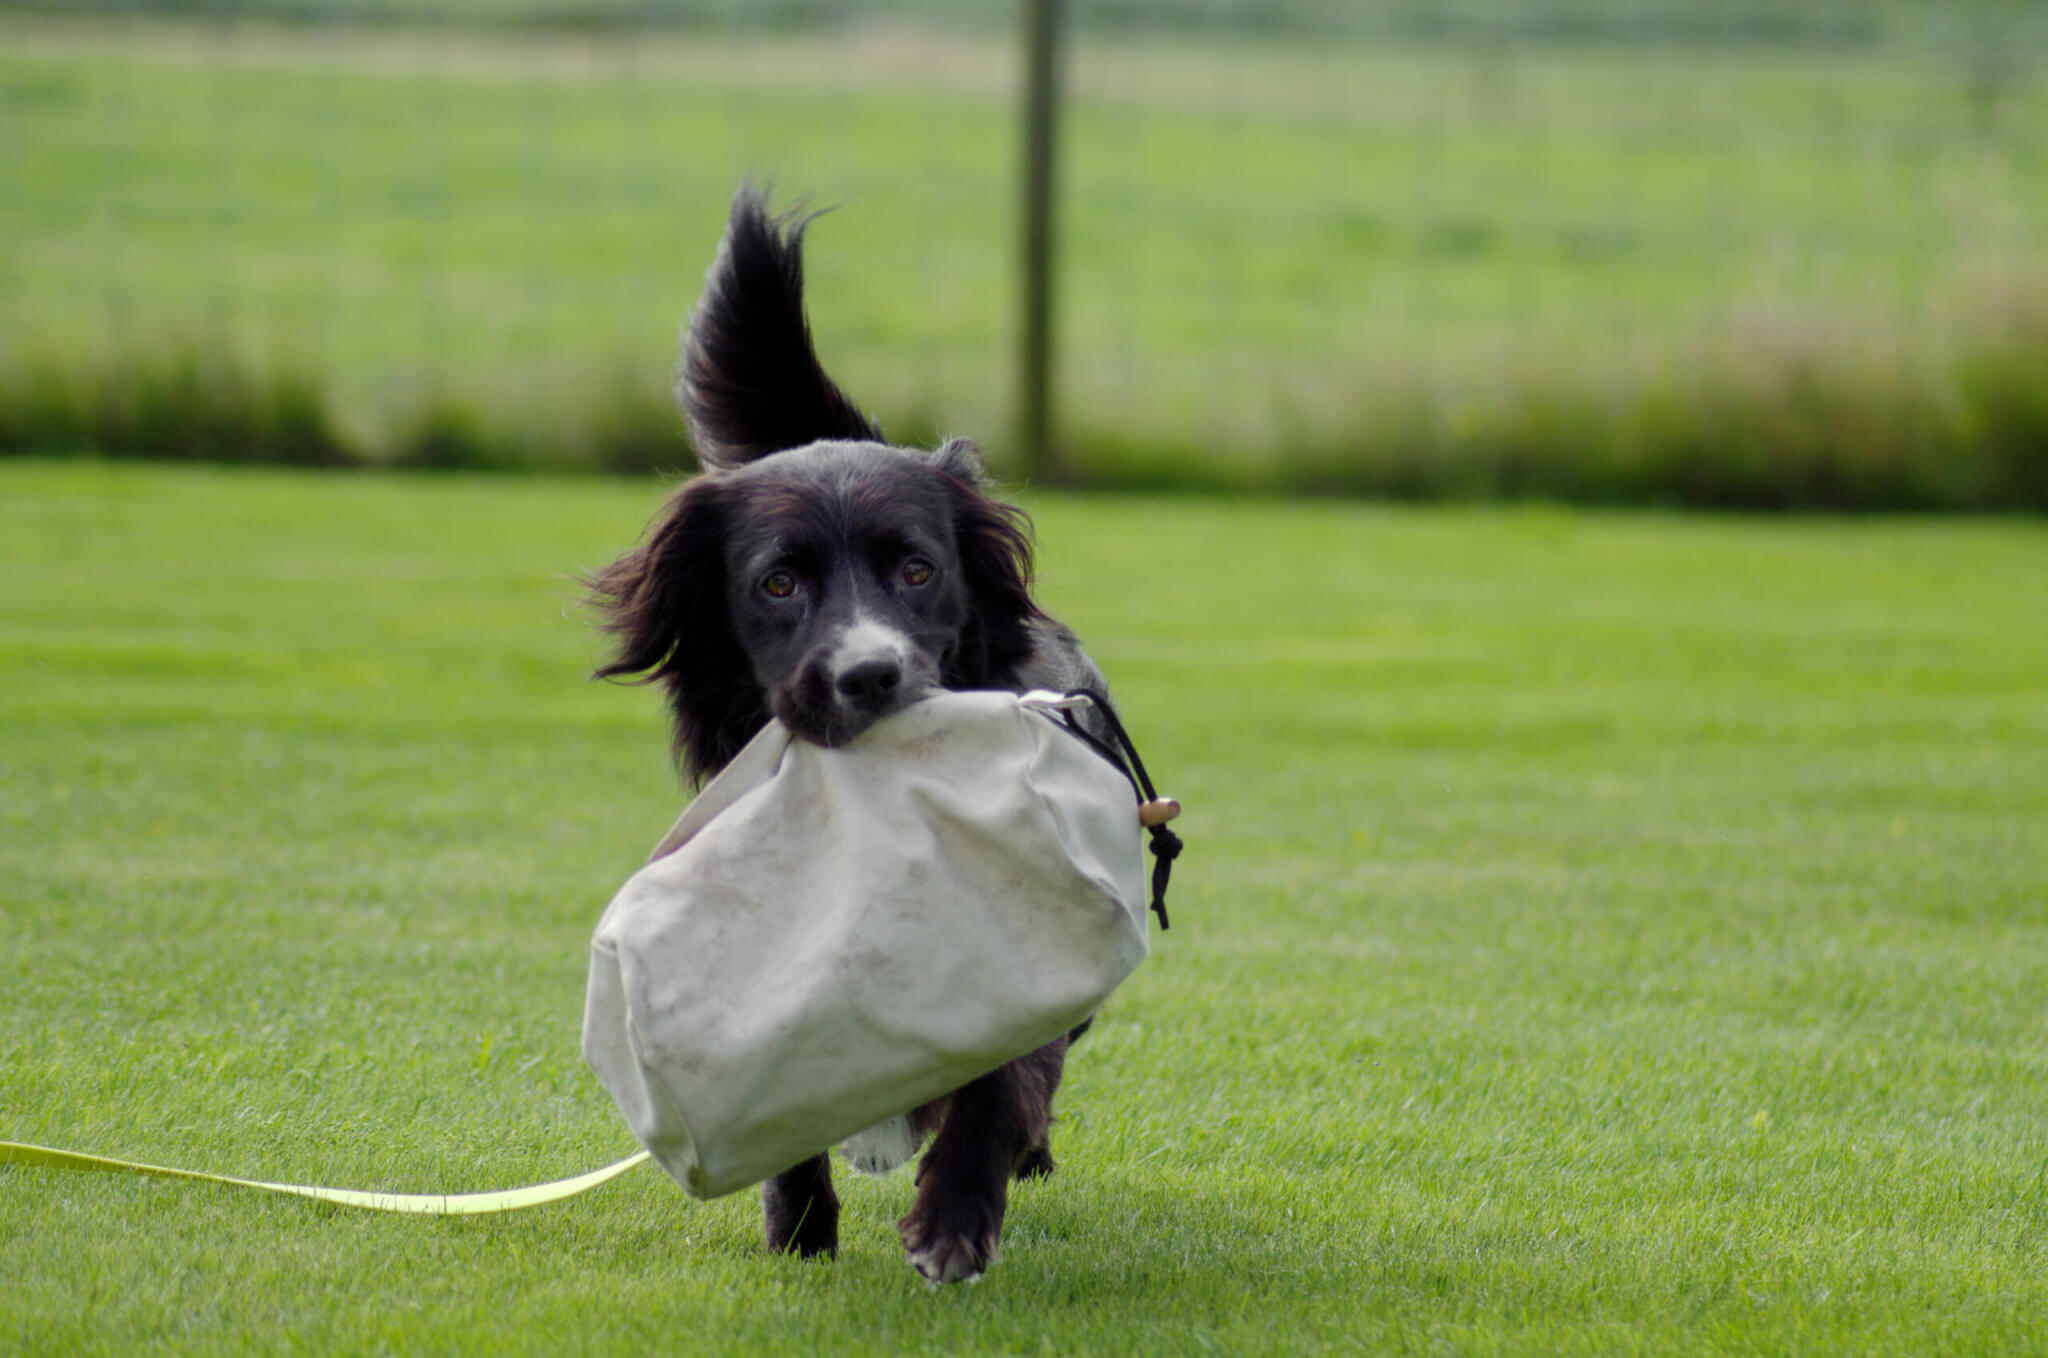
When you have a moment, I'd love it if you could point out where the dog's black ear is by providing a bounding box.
[935,457,1045,688]
[585,475,765,782]
[677,183,882,470]
[930,436,991,486]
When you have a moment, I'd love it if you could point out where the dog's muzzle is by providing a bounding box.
[835,655,904,712]
[779,622,936,746]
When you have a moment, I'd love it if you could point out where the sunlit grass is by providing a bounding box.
[3,462,2045,1352]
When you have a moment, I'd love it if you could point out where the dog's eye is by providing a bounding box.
[760,570,798,599]
[900,558,934,588]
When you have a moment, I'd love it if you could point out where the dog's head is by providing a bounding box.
[590,436,1040,779]
[587,187,1042,781]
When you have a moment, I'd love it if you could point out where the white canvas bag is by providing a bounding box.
[582,690,1156,1200]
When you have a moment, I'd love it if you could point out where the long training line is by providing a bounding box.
[0,1140,649,1215]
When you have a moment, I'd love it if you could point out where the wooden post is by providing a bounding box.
[1020,0,1063,482]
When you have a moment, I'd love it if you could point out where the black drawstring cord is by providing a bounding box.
[1145,824,1181,931]
[1054,690,1181,930]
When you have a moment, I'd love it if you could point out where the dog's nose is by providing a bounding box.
[835,657,903,707]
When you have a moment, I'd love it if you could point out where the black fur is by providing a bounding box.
[587,184,1110,1282]
[762,1152,839,1259]
[677,192,882,468]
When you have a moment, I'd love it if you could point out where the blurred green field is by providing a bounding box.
[3,462,2046,1353]
[3,16,2047,500]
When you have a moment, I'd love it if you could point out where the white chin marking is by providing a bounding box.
[839,1115,920,1177]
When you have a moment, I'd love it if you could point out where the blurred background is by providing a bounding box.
[3,0,2044,507]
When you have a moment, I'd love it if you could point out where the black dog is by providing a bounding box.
[586,186,1111,1283]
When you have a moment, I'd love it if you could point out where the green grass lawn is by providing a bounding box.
[4,17,2045,489]
[3,460,2046,1354]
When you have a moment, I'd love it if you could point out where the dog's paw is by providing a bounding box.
[1013,1146,1056,1181]
[763,1163,839,1261]
[767,1210,838,1260]
[897,1195,1002,1284]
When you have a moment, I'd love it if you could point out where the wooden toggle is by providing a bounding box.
[1138,798,1181,828]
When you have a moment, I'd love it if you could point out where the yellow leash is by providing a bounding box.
[0,1140,650,1215]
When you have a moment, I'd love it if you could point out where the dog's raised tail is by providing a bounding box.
[677,184,882,470]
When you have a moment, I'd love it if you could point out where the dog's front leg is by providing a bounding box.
[898,1037,1067,1283]
[763,1152,839,1258]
